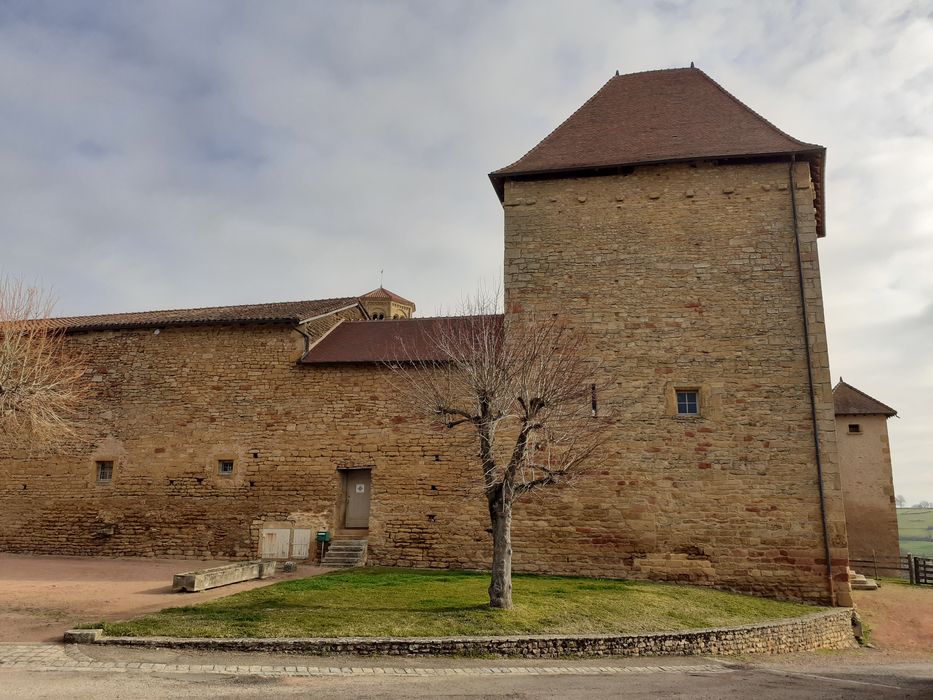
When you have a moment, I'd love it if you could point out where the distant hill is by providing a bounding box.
[898,508,933,557]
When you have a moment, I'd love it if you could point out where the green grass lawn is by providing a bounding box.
[94,568,821,638]
[898,508,933,557]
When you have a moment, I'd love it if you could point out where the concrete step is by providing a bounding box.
[321,539,367,568]
[848,569,879,590]
[851,579,879,590]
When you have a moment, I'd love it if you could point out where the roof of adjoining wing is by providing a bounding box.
[300,315,503,364]
[49,297,362,332]
[360,286,416,308]
[490,66,826,237]
[833,380,897,417]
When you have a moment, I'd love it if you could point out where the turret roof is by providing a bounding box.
[833,380,897,417]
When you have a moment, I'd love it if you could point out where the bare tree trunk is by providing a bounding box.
[488,490,513,609]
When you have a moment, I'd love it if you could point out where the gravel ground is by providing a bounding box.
[0,553,325,642]
[851,583,933,654]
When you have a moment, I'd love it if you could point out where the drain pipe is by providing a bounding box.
[789,155,837,606]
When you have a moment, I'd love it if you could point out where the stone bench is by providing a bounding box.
[172,560,276,592]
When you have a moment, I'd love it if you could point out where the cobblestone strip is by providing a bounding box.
[0,645,732,678]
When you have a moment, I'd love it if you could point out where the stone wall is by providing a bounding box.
[80,608,857,657]
[501,160,850,605]
[0,309,497,567]
[836,414,901,567]
[0,158,854,606]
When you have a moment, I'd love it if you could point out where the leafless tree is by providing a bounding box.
[390,292,608,609]
[0,277,88,449]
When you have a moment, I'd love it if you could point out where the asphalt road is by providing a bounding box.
[1,664,931,698]
[1,645,931,699]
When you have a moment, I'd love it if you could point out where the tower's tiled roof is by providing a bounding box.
[833,380,897,417]
[490,66,826,236]
[360,287,416,307]
[49,297,361,332]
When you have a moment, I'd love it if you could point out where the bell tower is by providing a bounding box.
[359,287,416,320]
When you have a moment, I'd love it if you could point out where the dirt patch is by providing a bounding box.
[852,583,933,655]
[0,553,327,642]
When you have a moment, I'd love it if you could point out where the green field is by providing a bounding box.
[898,508,933,557]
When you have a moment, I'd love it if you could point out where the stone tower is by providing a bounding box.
[359,287,416,320]
[490,67,851,605]
[833,380,900,573]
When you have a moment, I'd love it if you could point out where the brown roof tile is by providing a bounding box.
[833,380,897,417]
[300,315,503,364]
[360,287,416,307]
[490,66,826,236]
[51,297,361,333]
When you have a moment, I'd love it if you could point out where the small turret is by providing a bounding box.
[359,287,415,320]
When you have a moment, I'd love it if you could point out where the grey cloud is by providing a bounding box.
[0,0,930,499]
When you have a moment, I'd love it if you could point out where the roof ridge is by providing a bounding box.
[691,67,820,151]
[491,73,618,175]
[359,286,416,306]
[345,313,503,323]
[52,296,359,322]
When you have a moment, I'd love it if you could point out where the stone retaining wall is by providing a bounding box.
[76,609,855,658]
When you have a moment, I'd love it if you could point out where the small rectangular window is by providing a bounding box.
[676,390,699,416]
[848,424,861,434]
[218,460,234,476]
[96,461,113,482]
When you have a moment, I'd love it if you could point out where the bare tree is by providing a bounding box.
[390,292,608,609]
[895,495,906,508]
[0,277,88,448]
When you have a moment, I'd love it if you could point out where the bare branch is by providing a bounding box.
[386,286,610,609]
[388,286,609,502]
[0,277,89,450]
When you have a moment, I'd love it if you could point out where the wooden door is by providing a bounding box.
[291,529,311,559]
[343,470,372,529]
[260,528,291,559]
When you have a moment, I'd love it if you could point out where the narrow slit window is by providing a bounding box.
[218,460,234,476]
[676,390,699,416]
[96,461,113,482]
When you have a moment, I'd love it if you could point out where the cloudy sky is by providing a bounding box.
[0,1,930,502]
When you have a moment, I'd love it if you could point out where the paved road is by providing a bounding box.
[1,643,931,698]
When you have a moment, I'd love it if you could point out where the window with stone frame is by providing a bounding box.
[218,459,235,476]
[96,460,114,482]
[676,390,700,416]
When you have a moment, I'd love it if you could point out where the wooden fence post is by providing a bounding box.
[907,553,914,585]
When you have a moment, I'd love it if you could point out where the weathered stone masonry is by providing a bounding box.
[0,312,483,564]
[0,67,854,606]
[74,608,856,657]
[502,161,848,605]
